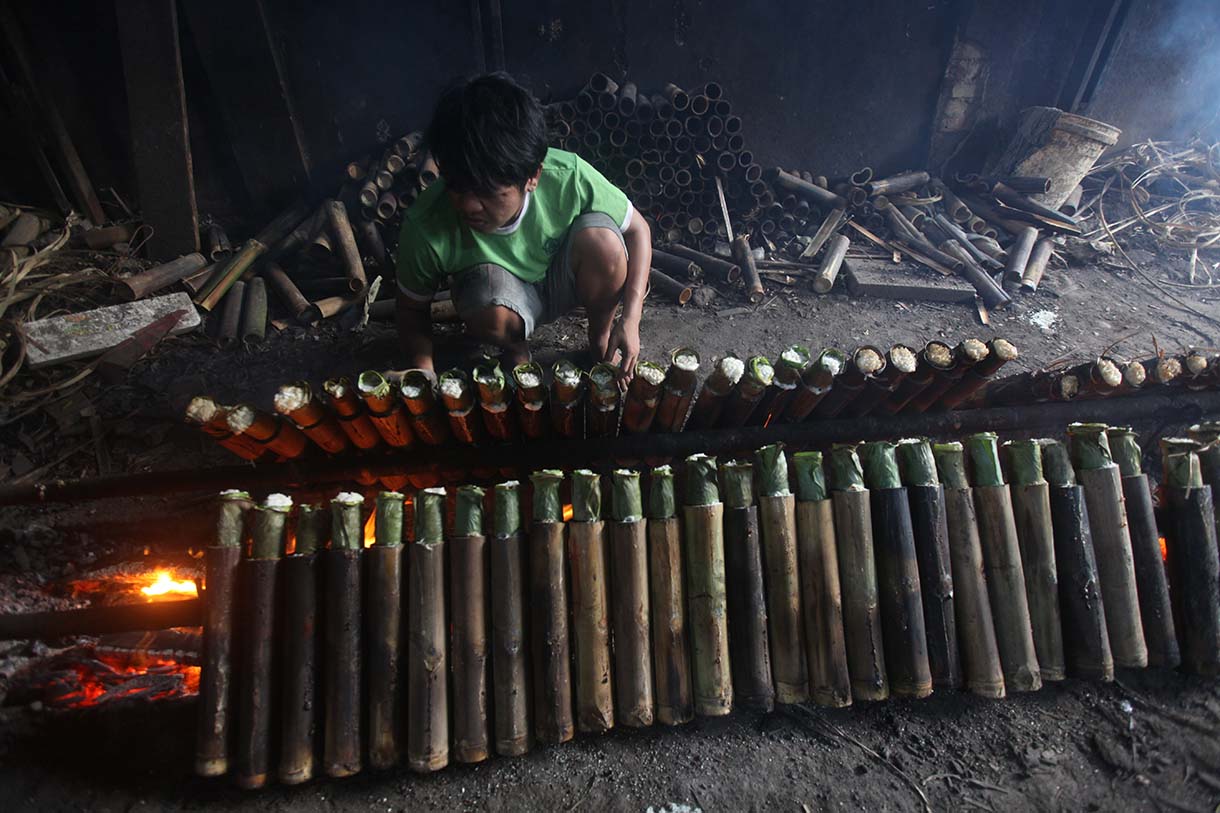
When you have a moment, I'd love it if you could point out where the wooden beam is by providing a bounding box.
[116,0,199,260]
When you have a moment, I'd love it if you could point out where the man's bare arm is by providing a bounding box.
[396,291,435,374]
[606,210,651,381]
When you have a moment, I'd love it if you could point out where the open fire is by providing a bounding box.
[140,571,198,598]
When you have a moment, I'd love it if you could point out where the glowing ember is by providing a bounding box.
[364,509,377,547]
[140,571,198,599]
[563,504,575,522]
[1160,536,1168,562]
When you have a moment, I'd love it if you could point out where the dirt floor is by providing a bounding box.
[3,236,1220,811]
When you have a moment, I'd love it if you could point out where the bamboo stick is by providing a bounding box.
[654,348,700,433]
[647,465,694,724]
[407,487,449,772]
[451,486,490,762]
[622,362,666,434]
[586,364,621,438]
[227,404,309,460]
[751,345,810,427]
[323,492,364,778]
[529,470,574,743]
[400,371,451,446]
[366,491,404,770]
[278,502,324,785]
[683,454,733,715]
[568,469,614,732]
[827,445,889,701]
[512,362,549,440]
[322,377,382,450]
[908,339,989,414]
[880,342,954,416]
[550,360,585,438]
[783,348,847,422]
[185,397,266,461]
[848,344,918,418]
[609,470,654,726]
[687,355,744,429]
[814,346,886,419]
[490,481,531,755]
[720,355,775,427]
[439,369,486,444]
[274,381,349,454]
[475,357,519,441]
[933,444,1005,697]
[357,371,416,448]
[324,199,367,294]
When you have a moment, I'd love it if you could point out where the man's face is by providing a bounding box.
[448,184,526,233]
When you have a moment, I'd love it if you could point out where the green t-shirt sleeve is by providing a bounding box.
[574,155,631,228]
[395,217,443,301]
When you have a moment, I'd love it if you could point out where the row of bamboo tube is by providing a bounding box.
[195,422,1220,788]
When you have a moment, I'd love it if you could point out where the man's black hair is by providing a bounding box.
[425,72,549,196]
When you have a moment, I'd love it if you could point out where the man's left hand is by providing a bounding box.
[604,317,640,390]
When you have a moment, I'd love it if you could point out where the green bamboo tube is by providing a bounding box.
[1003,440,1065,681]
[934,444,1006,698]
[647,465,694,724]
[755,443,810,703]
[609,470,654,726]
[407,488,449,772]
[966,433,1041,692]
[278,502,323,785]
[683,454,733,714]
[828,444,889,701]
[366,491,404,770]
[721,460,775,712]
[568,469,614,732]
[324,492,364,777]
[1068,423,1148,668]
[794,452,852,706]
[490,481,531,755]
[1161,447,1220,675]
[450,485,490,762]
[529,470,574,743]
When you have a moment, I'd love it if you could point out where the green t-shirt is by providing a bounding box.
[396,148,631,301]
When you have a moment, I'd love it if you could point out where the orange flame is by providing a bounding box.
[140,571,198,599]
[1159,536,1168,562]
[562,504,574,522]
[364,510,377,548]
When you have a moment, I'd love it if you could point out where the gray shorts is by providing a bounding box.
[450,211,626,338]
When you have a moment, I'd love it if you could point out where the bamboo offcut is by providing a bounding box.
[323,493,364,778]
[366,491,404,770]
[568,470,614,732]
[529,470,575,743]
[647,466,694,724]
[407,488,450,772]
[609,470,655,726]
[683,454,733,715]
[450,486,491,762]
[490,482,531,756]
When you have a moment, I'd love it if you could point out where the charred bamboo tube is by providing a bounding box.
[239,277,267,346]
[934,214,1003,271]
[1004,227,1039,287]
[358,371,416,448]
[784,348,847,422]
[828,445,889,701]
[1108,429,1178,668]
[568,470,614,732]
[490,481,531,756]
[622,361,666,434]
[967,433,1041,691]
[551,360,585,438]
[439,369,486,444]
[323,492,364,777]
[278,502,324,785]
[529,470,574,743]
[119,252,207,301]
[609,470,654,726]
[324,199,367,294]
[185,397,266,461]
[814,346,886,419]
[235,495,288,789]
[684,455,733,714]
[800,207,848,261]
[474,357,518,441]
[649,268,693,305]
[1067,423,1147,668]
[770,168,847,209]
[896,440,960,690]
[812,234,850,294]
[933,444,1006,697]
[755,444,810,703]
[688,355,745,429]
[654,349,700,433]
[323,377,383,450]
[648,466,694,724]
[196,490,250,777]
[866,170,930,197]
[939,339,1019,411]
[720,355,775,427]
[651,249,703,281]
[196,239,267,312]
[586,363,622,438]
[407,488,449,771]
[1020,239,1055,292]
[881,342,955,415]
[216,281,245,349]
[1161,448,1220,675]
[400,370,451,445]
[662,244,741,284]
[907,339,990,414]
[227,404,309,460]
[751,345,811,427]
[511,362,549,440]
[1042,441,1113,681]
[451,486,490,762]
[793,452,852,706]
[733,235,764,303]
[848,344,917,418]
[721,460,775,712]
[366,491,404,770]
[274,381,350,454]
[1003,441,1065,681]
[860,442,932,698]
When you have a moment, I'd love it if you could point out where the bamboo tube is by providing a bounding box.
[1003,227,1038,287]
[933,444,1006,697]
[274,381,350,454]
[966,433,1041,692]
[814,346,886,419]
[399,370,451,445]
[647,465,694,724]
[357,371,416,448]
[235,494,288,788]
[622,361,666,433]
[1067,423,1148,668]
[529,470,574,743]
[751,345,810,427]
[1108,429,1179,668]
[196,490,250,777]
[654,348,700,432]
[609,470,654,726]
[490,481,531,756]
[185,397,266,461]
[793,452,852,706]
[322,377,383,450]
[278,502,324,785]
[720,460,775,712]
[551,360,585,438]
[880,342,955,415]
[196,239,267,312]
[324,199,368,293]
[568,470,614,732]
[263,261,311,323]
[475,357,519,441]
[687,355,745,429]
[586,363,622,438]
[783,348,847,422]
[226,404,309,460]
[366,491,404,770]
[451,486,490,762]
[1002,440,1065,681]
[1042,440,1114,681]
[439,369,486,444]
[896,440,961,690]
[860,442,932,698]
[939,338,1019,411]
[323,492,364,778]
[239,277,267,346]
[908,339,989,414]
[683,454,733,714]
[720,355,775,427]
[1160,447,1220,675]
[848,344,918,418]
[754,444,810,703]
[119,252,207,301]
[1019,238,1055,292]
[407,487,449,771]
[512,362,549,440]
[827,445,889,701]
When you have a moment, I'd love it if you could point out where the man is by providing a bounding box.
[395,72,650,384]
